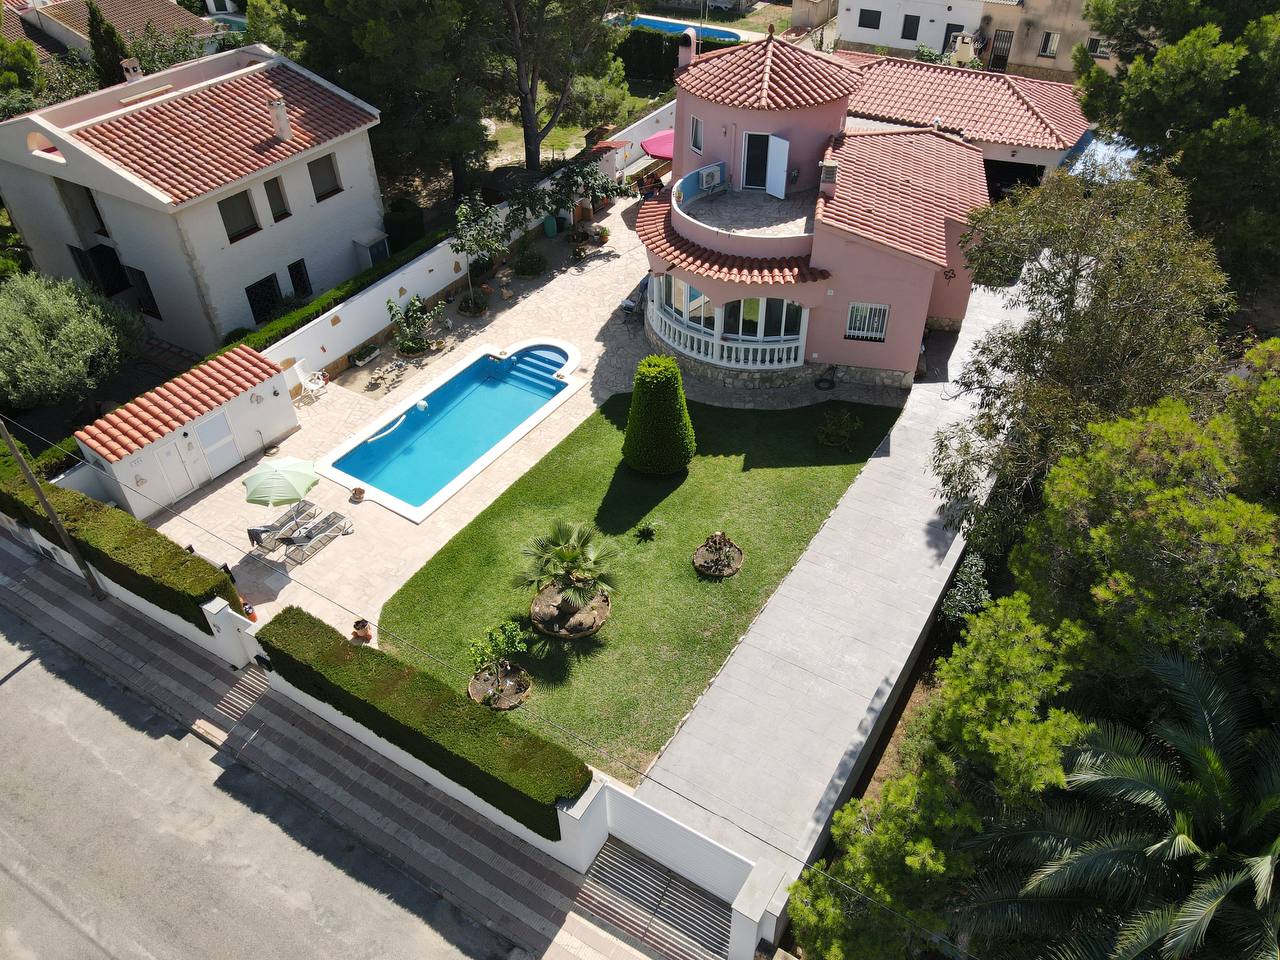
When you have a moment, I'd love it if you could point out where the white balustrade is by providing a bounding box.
[648,299,804,371]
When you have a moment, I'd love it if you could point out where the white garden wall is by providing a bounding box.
[0,518,259,668]
[266,666,770,960]
[262,101,676,389]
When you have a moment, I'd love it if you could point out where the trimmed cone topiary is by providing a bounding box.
[622,354,696,474]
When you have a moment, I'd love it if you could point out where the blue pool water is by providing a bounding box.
[334,346,568,508]
[630,15,741,43]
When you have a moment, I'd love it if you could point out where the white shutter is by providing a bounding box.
[766,135,790,199]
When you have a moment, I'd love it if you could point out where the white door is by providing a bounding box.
[766,135,790,199]
[195,412,243,479]
[156,440,194,502]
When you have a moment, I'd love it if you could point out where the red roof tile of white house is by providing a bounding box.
[76,346,281,463]
[677,32,862,110]
[816,129,987,268]
[637,191,830,285]
[72,62,377,204]
[837,53,1090,150]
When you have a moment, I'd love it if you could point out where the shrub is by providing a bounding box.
[0,476,239,632]
[386,294,443,354]
[816,409,864,452]
[0,273,144,409]
[940,553,991,631]
[257,606,591,837]
[622,355,696,474]
[518,519,619,611]
[383,196,425,252]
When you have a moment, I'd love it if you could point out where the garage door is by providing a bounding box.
[196,413,243,479]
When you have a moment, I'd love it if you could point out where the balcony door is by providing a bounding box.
[742,133,790,197]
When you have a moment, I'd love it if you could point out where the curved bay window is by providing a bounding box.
[657,274,714,332]
[722,297,803,341]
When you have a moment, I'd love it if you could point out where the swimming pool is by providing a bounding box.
[630,15,742,43]
[319,340,583,522]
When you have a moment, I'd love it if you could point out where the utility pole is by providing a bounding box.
[0,419,106,600]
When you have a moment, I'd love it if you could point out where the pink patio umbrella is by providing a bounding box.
[640,129,675,161]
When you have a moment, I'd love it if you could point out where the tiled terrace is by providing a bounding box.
[152,198,901,634]
[679,187,817,237]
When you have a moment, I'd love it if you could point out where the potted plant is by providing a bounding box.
[350,342,379,367]
[467,619,532,709]
[693,531,743,578]
[518,520,619,638]
[595,225,611,245]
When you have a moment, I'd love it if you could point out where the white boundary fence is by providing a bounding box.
[262,100,676,390]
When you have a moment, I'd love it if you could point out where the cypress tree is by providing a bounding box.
[622,354,696,475]
[86,0,129,87]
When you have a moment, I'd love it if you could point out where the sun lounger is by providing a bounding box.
[248,499,318,552]
[281,511,353,565]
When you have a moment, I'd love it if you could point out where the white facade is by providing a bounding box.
[72,367,298,520]
[0,46,385,354]
[838,0,982,54]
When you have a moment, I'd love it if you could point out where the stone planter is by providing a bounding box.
[530,584,612,639]
[468,662,532,710]
[693,533,743,578]
[352,347,380,367]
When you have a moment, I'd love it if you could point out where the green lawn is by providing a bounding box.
[380,395,897,781]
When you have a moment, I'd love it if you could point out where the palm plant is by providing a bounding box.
[963,654,1280,959]
[518,519,619,612]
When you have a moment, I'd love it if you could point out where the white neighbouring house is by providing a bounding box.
[837,0,983,55]
[0,44,387,354]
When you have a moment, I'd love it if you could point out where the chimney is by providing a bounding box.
[677,27,696,69]
[819,158,838,198]
[269,96,292,141]
[121,57,143,82]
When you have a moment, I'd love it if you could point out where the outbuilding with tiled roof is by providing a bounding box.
[73,345,299,520]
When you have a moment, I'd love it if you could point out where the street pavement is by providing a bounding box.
[0,606,526,960]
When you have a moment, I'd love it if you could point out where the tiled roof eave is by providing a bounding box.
[636,193,829,286]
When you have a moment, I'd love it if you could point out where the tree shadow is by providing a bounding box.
[518,630,605,689]
[594,461,687,535]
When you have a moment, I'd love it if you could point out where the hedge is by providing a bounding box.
[622,354,697,474]
[257,606,592,839]
[217,221,456,357]
[0,433,80,483]
[0,475,240,633]
[618,26,737,86]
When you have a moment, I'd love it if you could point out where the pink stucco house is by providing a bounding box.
[635,29,1086,389]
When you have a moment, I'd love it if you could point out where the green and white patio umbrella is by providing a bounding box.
[241,456,319,507]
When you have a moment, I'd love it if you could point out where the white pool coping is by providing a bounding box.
[316,338,584,524]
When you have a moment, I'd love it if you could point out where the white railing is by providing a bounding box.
[649,301,804,371]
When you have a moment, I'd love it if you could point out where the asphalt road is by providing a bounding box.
[0,607,525,960]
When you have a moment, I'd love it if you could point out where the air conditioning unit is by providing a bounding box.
[699,166,721,190]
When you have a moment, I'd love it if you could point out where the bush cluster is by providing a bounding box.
[622,355,696,475]
[257,606,591,838]
[0,476,240,633]
[617,26,736,86]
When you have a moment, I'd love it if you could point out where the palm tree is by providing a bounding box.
[518,519,619,612]
[963,654,1280,960]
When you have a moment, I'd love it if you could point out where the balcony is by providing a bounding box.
[646,279,806,372]
[669,164,816,260]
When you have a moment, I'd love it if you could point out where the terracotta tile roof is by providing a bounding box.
[841,55,1089,149]
[637,192,829,285]
[76,345,281,463]
[73,62,377,203]
[676,33,861,110]
[1,6,64,63]
[830,49,884,69]
[39,0,217,40]
[816,129,987,267]
[576,138,630,161]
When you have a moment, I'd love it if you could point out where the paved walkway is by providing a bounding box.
[0,534,680,960]
[634,286,1019,900]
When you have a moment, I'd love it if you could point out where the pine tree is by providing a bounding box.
[86,0,129,87]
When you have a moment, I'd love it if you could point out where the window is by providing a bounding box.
[690,116,703,154]
[125,265,160,319]
[857,8,881,30]
[264,176,290,221]
[901,14,919,40]
[212,0,228,10]
[685,283,713,331]
[245,274,282,325]
[287,258,312,299]
[66,245,93,284]
[846,302,889,342]
[1086,36,1110,58]
[722,297,802,341]
[1039,31,1060,57]
[218,190,259,242]
[307,153,341,202]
